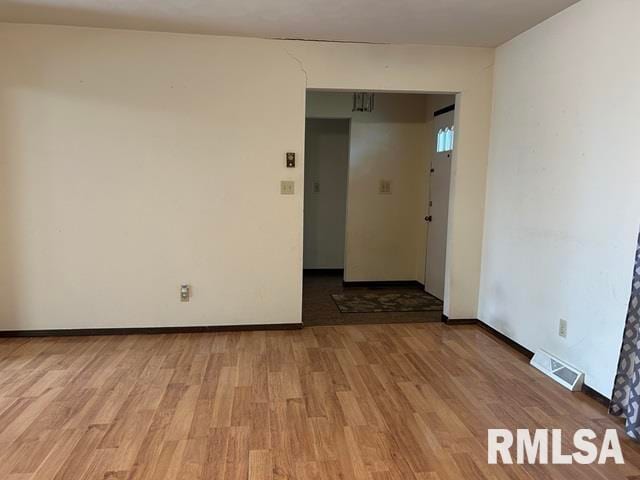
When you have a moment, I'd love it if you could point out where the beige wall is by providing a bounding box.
[0,23,493,329]
[306,92,429,283]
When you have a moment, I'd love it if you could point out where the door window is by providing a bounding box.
[436,127,454,152]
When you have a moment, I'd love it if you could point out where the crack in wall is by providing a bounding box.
[284,49,309,86]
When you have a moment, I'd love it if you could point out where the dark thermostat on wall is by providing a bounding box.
[286,152,295,168]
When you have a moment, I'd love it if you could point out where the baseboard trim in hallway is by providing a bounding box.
[0,323,303,338]
[342,280,424,288]
[303,268,345,276]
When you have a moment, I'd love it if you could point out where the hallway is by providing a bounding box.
[302,271,442,327]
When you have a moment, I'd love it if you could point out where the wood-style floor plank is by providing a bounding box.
[0,323,639,479]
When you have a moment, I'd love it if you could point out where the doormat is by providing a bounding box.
[331,291,443,313]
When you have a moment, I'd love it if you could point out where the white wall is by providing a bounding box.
[479,0,640,396]
[0,23,493,330]
[307,92,429,282]
[303,118,349,269]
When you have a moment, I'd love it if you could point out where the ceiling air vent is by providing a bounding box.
[530,349,584,391]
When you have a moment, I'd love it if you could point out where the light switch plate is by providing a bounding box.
[379,180,392,194]
[281,180,295,195]
[180,284,190,302]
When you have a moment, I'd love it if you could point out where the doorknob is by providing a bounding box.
[424,216,432,222]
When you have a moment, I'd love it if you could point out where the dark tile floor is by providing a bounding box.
[302,271,443,326]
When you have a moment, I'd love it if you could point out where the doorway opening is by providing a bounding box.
[302,90,456,326]
[424,104,455,301]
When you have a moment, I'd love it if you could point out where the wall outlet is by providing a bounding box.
[559,318,568,338]
[379,179,392,194]
[312,181,320,193]
[280,180,295,195]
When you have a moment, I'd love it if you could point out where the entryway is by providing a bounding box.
[302,90,455,326]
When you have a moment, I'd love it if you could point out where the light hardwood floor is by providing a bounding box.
[0,323,639,479]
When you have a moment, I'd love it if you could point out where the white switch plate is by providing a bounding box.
[280,180,295,195]
[180,284,190,302]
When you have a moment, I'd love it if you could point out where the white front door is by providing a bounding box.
[424,109,454,300]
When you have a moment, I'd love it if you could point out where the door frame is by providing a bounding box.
[424,103,457,301]
[302,89,461,316]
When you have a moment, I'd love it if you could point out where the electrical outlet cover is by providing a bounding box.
[559,318,568,338]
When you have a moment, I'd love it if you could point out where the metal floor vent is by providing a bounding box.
[530,349,584,391]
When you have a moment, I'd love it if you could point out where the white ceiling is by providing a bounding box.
[0,0,578,47]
